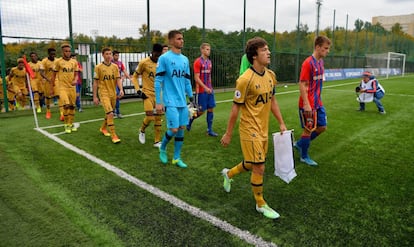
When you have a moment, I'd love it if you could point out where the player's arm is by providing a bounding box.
[131,71,140,91]
[194,72,212,94]
[299,80,312,116]
[92,78,99,105]
[271,96,287,133]
[221,103,240,147]
[154,70,164,113]
[116,76,124,98]
[121,63,131,80]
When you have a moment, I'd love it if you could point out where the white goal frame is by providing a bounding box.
[386,52,406,79]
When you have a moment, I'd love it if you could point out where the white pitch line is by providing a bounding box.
[35,127,277,247]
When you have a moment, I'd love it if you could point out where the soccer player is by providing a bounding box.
[52,43,79,133]
[220,37,287,219]
[41,48,57,119]
[132,43,164,148]
[28,52,45,113]
[93,47,124,144]
[186,43,218,137]
[8,58,28,109]
[71,53,83,112]
[294,35,331,166]
[155,30,193,169]
[112,50,131,118]
[162,45,169,54]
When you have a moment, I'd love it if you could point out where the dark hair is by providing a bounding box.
[168,30,182,40]
[314,36,331,48]
[48,48,56,54]
[102,47,112,55]
[245,37,268,64]
[29,51,37,56]
[153,43,163,52]
[112,50,120,55]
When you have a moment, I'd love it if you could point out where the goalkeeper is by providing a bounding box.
[132,43,164,148]
[155,30,193,169]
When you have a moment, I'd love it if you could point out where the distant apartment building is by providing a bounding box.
[372,13,414,36]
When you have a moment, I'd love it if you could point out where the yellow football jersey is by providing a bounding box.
[134,57,157,95]
[94,62,120,97]
[53,58,79,89]
[42,57,55,81]
[29,61,44,82]
[234,67,277,141]
[9,67,27,88]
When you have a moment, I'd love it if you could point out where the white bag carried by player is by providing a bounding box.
[272,130,296,184]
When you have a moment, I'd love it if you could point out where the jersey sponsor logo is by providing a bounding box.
[63,67,74,73]
[255,91,272,105]
[103,74,116,81]
[312,74,323,80]
[148,71,155,79]
[171,69,187,78]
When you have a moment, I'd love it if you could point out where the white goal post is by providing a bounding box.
[365,52,406,78]
[386,52,406,79]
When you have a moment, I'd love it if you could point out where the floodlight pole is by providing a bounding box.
[68,0,74,52]
[272,0,277,71]
[202,0,205,42]
[295,0,301,83]
[146,0,151,54]
[242,0,246,48]
[316,0,322,36]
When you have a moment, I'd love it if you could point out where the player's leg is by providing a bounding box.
[374,91,385,114]
[159,107,179,164]
[114,86,121,118]
[75,84,82,112]
[206,93,217,136]
[68,89,77,131]
[294,108,317,166]
[138,97,155,144]
[171,107,189,168]
[104,96,119,143]
[221,160,252,193]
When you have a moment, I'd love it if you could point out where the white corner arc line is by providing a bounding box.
[35,127,277,247]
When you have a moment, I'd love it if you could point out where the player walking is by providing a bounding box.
[294,36,331,166]
[93,47,124,144]
[155,30,193,168]
[220,37,287,219]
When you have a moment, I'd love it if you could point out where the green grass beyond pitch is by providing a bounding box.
[0,75,413,246]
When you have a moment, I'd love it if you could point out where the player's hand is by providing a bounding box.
[206,88,212,94]
[279,123,287,134]
[220,133,231,147]
[118,90,124,98]
[93,96,99,105]
[303,105,312,118]
[156,103,164,114]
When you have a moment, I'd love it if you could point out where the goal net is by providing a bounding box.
[365,52,406,78]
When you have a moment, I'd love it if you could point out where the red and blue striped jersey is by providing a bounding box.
[193,56,212,93]
[299,55,324,109]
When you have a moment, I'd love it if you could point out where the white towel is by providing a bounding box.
[272,130,296,183]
